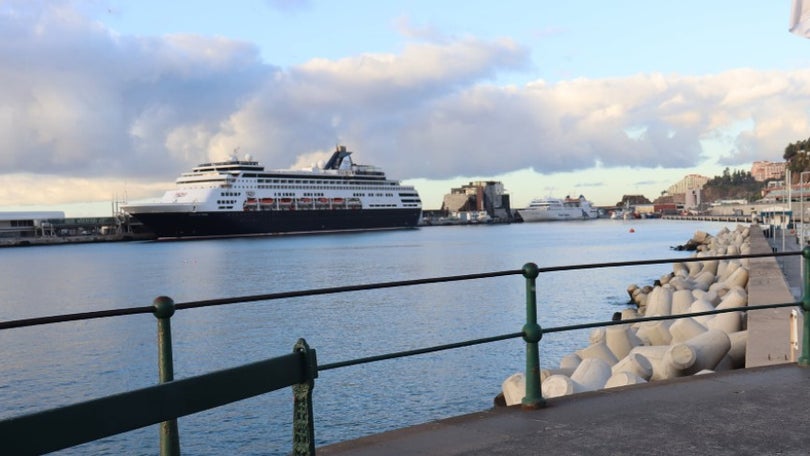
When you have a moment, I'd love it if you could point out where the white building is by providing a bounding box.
[685,188,702,209]
[0,212,65,238]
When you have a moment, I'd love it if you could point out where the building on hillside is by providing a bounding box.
[666,174,710,196]
[751,161,786,182]
[685,188,701,209]
[440,181,512,220]
[0,212,65,238]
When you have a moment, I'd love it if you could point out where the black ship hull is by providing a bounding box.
[129,208,423,239]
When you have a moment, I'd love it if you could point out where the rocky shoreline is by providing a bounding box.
[501,225,752,404]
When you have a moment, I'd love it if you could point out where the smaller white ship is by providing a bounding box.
[517,195,599,222]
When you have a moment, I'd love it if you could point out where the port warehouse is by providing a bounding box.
[0,211,150,239]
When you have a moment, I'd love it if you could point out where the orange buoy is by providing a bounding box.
[629,228,635,233]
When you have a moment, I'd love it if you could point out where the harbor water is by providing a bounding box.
[0,219,740,455]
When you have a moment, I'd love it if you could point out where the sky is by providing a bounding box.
[1,1,810,216]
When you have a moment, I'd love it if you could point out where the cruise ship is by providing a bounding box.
[122,145,422,239]
[517,195,599,222]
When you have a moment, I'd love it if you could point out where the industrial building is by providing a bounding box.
[0,212,65,238]
[0,211,154,246]
[438,181,512,222]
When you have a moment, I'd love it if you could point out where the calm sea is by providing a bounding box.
[0,219,740,455]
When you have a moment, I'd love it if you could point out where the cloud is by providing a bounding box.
[2,3,810,208]
[0,2,273,179]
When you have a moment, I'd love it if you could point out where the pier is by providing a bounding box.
[662,214,754,223]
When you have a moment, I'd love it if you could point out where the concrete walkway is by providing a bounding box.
[319,364,810,456]
[746,226,803,367]
[318,225,810,456]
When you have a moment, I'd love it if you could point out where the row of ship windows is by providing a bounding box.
[195,181,410,192]
[215,204,420,210]
[251,179,390,185]
[352,193,394,197]
[182,177,394,186]
[219,192,417,201]
[250,185,401,191]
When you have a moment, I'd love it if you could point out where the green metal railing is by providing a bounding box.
[0,248,807,455]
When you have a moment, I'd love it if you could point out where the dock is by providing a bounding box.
[661,214,754,223]
[318,225,810,455]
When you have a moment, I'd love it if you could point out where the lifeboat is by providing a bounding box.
[260,198,275,205]
[332,198,345,204]
[243,198,258,211]
[317,197,329,205]
[298,198,312,204]
[279,198,293,205]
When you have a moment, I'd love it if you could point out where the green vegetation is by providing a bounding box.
[784,137,810,174]
[700,168,762,203]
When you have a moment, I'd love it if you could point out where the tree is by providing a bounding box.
[784,137,810,174]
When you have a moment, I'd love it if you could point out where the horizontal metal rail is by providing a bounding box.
[542,301,800,334]
[0,251,798,331]
[320,301,800,371]
[0,345,317,455]
[320,332,524,371]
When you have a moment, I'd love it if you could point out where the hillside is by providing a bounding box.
[700,181,763,203]
[699,168,764,204]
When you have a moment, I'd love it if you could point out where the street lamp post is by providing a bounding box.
[799,171,810,298]
[784,169,792,250]
[801,171,810,246]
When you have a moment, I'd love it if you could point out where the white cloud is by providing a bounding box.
[1,3,810,212]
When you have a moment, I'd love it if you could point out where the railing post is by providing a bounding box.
[800,248,810,366]
[292,338,318,456]
[521,262,545,409]
[153,296,181,455]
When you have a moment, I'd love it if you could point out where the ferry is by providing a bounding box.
[517,195,599,222]
[122,145,423,238]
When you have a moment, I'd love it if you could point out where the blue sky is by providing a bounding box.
[1,1,809,215]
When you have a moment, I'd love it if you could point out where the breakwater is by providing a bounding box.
[502,225,755,402]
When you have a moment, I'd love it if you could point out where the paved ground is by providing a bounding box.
[746,226,802,367]
[317,225,810,455]
[764,225,804,296]
[318,364,810,456]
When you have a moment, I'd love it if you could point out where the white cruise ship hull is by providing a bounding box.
[517,208,598,222]
[517,195,598,223]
